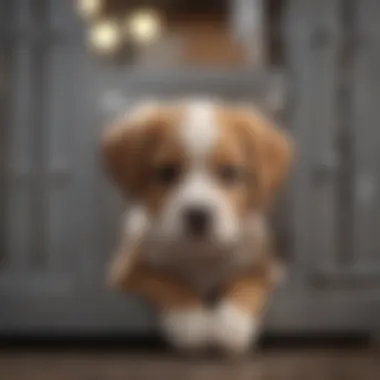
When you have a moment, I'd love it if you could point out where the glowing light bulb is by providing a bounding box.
[127,8,162,45]
[88,20,122,55]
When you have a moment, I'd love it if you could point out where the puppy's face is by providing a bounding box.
[102,100,292,247]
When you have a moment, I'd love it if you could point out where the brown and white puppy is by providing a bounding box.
[102,99,293,355]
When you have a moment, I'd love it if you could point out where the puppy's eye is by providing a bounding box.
[154,164,181,185]
[217,165,243,185]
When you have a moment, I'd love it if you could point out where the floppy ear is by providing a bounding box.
[237,107,293,209]
[101,105,160,199]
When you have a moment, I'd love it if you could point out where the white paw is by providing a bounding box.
[211,301,259,354]
[160,308,210,351]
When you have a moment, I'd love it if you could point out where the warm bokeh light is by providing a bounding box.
[88,20,122,54]
[76,0,102,20]
[126,8,163,45]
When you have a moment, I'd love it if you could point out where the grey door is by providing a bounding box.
[0,0,156,334]
[1,0,380,337]
[271,0,380,336]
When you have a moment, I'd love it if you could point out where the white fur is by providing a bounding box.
[212,300,259,354]
[160,308,211,350]
[157,100,241,246]
[158,172,240,245]
[180,100,218,161]
[122,205,150,241]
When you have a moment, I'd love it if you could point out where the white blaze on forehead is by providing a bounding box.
[154,100,242,247]
[180,101,218,161]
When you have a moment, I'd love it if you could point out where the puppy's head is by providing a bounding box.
[102,100,292,247]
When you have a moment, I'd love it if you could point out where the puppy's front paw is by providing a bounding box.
[160,307,210,352]
[211,301,259,355]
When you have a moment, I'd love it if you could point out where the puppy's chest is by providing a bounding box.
[143,244,254,295]
[171,256,239,294]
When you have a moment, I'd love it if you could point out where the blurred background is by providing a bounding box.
[0,0,380,378]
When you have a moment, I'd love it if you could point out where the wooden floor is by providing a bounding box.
[0,348,379,380]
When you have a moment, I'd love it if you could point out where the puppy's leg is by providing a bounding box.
[114,263,210,352]
[108,208,210,351]
[108,205,150,288]
[212,273,273,355]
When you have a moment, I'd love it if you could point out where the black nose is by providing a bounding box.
[183,206,211,236]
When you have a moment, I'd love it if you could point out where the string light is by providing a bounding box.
[126,8,163,45]
[88,20,122,55]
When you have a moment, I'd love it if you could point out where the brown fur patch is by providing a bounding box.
[102,101,292,216]
[216,105,293,210]
[101,105,183,203]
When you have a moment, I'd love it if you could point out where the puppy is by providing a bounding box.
[102,99,293,355]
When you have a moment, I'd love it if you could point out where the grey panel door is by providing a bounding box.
[271,0,380,335]
[1,0,380,336]
[0,0,156,334]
